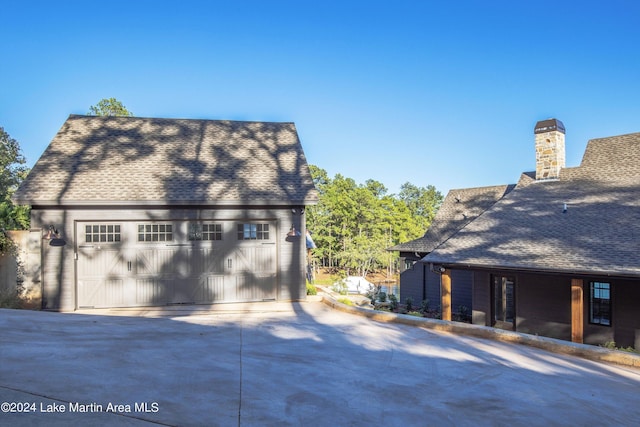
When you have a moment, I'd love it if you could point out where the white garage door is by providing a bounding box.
[76,221,277,308]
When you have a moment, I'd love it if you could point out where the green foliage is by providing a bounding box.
[337,297,353,306]
[0,285,25,308]
[407,311,424,317]
[378,291,387,303]
[420,299,430,313]
[389,293,398,311]
[331,280,348,295]
[398,182,443,231]
[306,282,317,295]
[405,297,413,312]
[88,98,133,117]
[601,341,638,353]
[453,305,471,323]
[306,165,443,277]
[0,127,29,253]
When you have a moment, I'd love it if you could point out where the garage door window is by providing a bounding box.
[189,223,222,241]
[238,223,269,240]
[138,224,173,242]
[85,224,121,243]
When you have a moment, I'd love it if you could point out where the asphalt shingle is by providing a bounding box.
[389,184,514,253]
[14,115,318,206]
[424,132,640,277]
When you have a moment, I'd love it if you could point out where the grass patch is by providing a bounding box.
[337,297,353,306]
[306,282,318,295]
[601,341,638,353]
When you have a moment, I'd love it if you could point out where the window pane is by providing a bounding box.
[590,282,611,326]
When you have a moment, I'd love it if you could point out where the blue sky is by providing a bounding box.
[2,1,639,196]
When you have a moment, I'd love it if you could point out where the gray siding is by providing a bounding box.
[400,265,472,312]
[398,260,425,304]
[31,206,307,311]
[451,269,472,311]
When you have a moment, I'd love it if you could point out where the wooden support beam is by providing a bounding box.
[441,269,452,321]
[571,279,584,344]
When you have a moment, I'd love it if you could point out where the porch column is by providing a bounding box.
[441,269,452,321]
[571,278,584,343]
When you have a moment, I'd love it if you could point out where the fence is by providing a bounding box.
[0,230,42,307]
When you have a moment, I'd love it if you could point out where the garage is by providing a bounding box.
[13,115,317,310]
[76,220,278,308]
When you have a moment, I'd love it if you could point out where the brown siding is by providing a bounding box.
[612,280,640,349]
[583,278,640,349]
[472,271,490,326]
[515,273,571,340]
[466,269,640,349]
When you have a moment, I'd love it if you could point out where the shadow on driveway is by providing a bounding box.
[1,302,639,426]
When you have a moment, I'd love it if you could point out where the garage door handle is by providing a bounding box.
[128,261,132,272]
[227,258,232,269]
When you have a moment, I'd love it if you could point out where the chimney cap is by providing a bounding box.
[534,118,565,134]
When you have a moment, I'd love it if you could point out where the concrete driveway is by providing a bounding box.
[1,302,639,427]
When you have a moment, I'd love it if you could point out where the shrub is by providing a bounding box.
[601,341,638,353]
[420,299,430,313]
[389,294,398,311]
[306,282,317,295]
[405,297,413,312]
[378,291,387,303]
[0,289,25,309]
[453,305,471,323]
[365,285,380,303]
[331,280,348,295]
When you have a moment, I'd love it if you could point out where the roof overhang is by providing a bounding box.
[20,197,319,208]
[423,260,640,281]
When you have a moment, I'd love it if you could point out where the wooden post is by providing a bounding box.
[571,279,584,344]
[441,269,452,321]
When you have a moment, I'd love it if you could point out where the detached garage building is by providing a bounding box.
[13,115,318,311]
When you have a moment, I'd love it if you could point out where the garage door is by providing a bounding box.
[76,221,277,308]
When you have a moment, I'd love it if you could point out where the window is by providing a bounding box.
[493,276,515,325]
[237,223,270,240]
[137,224,173,242]
[189,223,222,241]
[590,282,611,326]
[86,224,121,243]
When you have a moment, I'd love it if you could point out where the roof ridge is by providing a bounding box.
[69,114,295,125]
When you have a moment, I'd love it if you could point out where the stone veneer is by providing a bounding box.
[535,119,565,180]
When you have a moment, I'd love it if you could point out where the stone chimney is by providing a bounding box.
[534,118,565,180]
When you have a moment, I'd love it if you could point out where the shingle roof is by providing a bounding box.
[14,115,318,206]
[388,184,514,253]
[424,132,640,277]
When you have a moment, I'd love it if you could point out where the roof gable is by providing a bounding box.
[14,115,318,206]
[424,132,640,277]
[389,184,514,253]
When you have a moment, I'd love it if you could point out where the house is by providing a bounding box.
[423,119,640,348]
[13,115,318,311]
[389,184,514,312]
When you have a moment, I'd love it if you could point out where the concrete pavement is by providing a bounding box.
[1,301,639,426]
